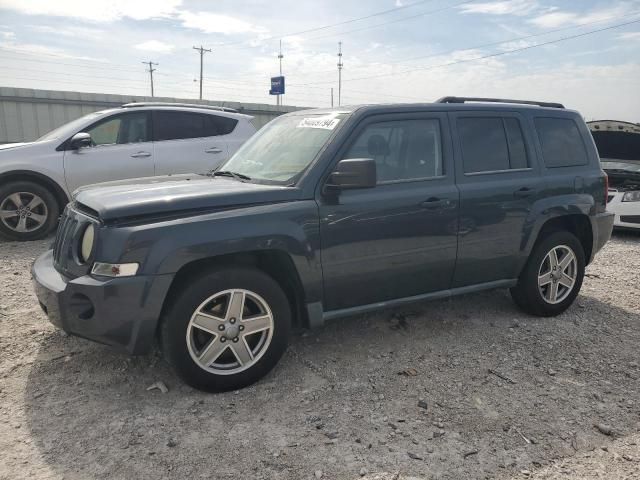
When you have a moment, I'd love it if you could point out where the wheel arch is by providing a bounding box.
[158,249,309,339]
[528,213,593,266]
[0,170,69,212]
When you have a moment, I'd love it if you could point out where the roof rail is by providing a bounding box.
[436,96,564,109]
[121,102,239,113]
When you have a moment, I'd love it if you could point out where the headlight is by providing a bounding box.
[79,224,94,263]
[622,191,640,202]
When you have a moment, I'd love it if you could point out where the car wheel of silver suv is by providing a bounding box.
[0,181,59,241]
[161,267,291,392]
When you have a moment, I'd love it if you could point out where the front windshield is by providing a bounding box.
[36,110,111,141]
[219,112,348,184]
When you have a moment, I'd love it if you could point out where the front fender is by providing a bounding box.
[95,200,323,304]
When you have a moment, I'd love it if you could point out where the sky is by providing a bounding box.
[0,0,639,121]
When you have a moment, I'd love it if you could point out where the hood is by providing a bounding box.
[0,142,32,151]
[74,174,300,221]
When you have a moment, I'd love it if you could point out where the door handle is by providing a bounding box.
[131,151,151,158]
[205,147,223,154]
[514,187,536,198]
[420,197,449,209]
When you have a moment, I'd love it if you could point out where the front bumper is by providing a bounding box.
[32,250,173,354]
[607,191,640,230]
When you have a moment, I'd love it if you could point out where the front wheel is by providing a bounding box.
[161,267,291,392]
[0,181,59,241]
[510,231,585,317]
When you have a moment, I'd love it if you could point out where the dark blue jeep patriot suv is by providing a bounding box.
[33,97,614,392]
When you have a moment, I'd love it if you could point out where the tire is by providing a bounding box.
[510,231,585,317]
[0,180,59,241]
[161,267,292,392]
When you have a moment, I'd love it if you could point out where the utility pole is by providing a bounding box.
[193,45,211,100]
[277,39,284,106]
[337,42,343,106]
[142,61,158,97]
[331,88,334,107]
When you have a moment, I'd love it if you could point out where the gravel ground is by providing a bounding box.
[1,232,639,480]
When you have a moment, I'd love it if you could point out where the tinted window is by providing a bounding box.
[154,111,206,141]
[458,117,529,173]
[458,118,509,173]
[535,117,588,167]
[343,119,443,183]
[85,112,149,146]
[206,114,238,136]
[504,118,528,169]
[153,111,238,141]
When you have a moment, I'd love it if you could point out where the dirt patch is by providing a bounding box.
[1,232,639,479]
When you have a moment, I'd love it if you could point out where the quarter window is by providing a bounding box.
[343,119,443,183]
[535,117,588,167]
[85,112,149,146]
[458,117,529,173]
[153,111,238,141]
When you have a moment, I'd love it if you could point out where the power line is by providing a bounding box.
[142,61,158,97]
[296,17,640,86]
[193,45,212,100]
[212,0,438,47]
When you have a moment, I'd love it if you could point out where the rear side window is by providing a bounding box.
[535,117,588,168]
[458,117,529,173]
[153,111,238,141]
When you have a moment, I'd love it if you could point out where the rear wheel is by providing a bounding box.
[0,181,59,241]
[161,267,291,392]
[510,231,585,317]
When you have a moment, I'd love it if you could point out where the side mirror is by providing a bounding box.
[326,158,377,191]
[69,132,92,150]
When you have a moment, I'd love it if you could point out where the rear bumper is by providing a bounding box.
[590,211,615,261]
[32,250,173,354]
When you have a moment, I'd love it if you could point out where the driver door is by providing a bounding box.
[63,111,154,192]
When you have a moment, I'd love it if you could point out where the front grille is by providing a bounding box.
[51,206,97,276]
[52,209,78,268]
[620,215,640,224]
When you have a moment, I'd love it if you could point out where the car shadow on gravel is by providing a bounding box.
[23,290,640,480]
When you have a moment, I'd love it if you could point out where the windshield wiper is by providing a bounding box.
[211,170,252,181]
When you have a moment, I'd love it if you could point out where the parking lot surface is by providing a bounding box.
[1,233,639,480]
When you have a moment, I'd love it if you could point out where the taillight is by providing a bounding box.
[604,174,609,204]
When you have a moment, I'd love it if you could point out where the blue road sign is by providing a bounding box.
[269,76,285,95]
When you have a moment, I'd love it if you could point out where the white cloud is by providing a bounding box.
[0,0,181,22]
[30,25,104,40]
[178,11,268,35]
[619,31,640,40]
[529,4,636,28]
[459,0,539,16]
[135,40,175,54]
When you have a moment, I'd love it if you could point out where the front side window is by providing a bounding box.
[535,117,588,167]
[85,112,149,146]
[343,119,443,183]
[458,117,529,173]
[220,112,348,184]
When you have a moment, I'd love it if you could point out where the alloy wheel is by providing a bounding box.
[537,245,577,304]
[186,289,275,375]
[0,192,49,233]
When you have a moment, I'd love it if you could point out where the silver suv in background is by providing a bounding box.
[0,102,256,241]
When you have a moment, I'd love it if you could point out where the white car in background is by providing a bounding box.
[0,103,256,241]
[589,120,640,231]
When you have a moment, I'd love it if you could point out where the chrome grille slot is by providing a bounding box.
[52,211,78,269]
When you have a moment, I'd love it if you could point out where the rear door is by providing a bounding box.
[318,112,459,311]
[152,110,237,175]
[449,111,544,286]
[63,111,154,192]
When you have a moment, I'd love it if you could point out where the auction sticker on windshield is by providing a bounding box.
[297,117,340,130]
